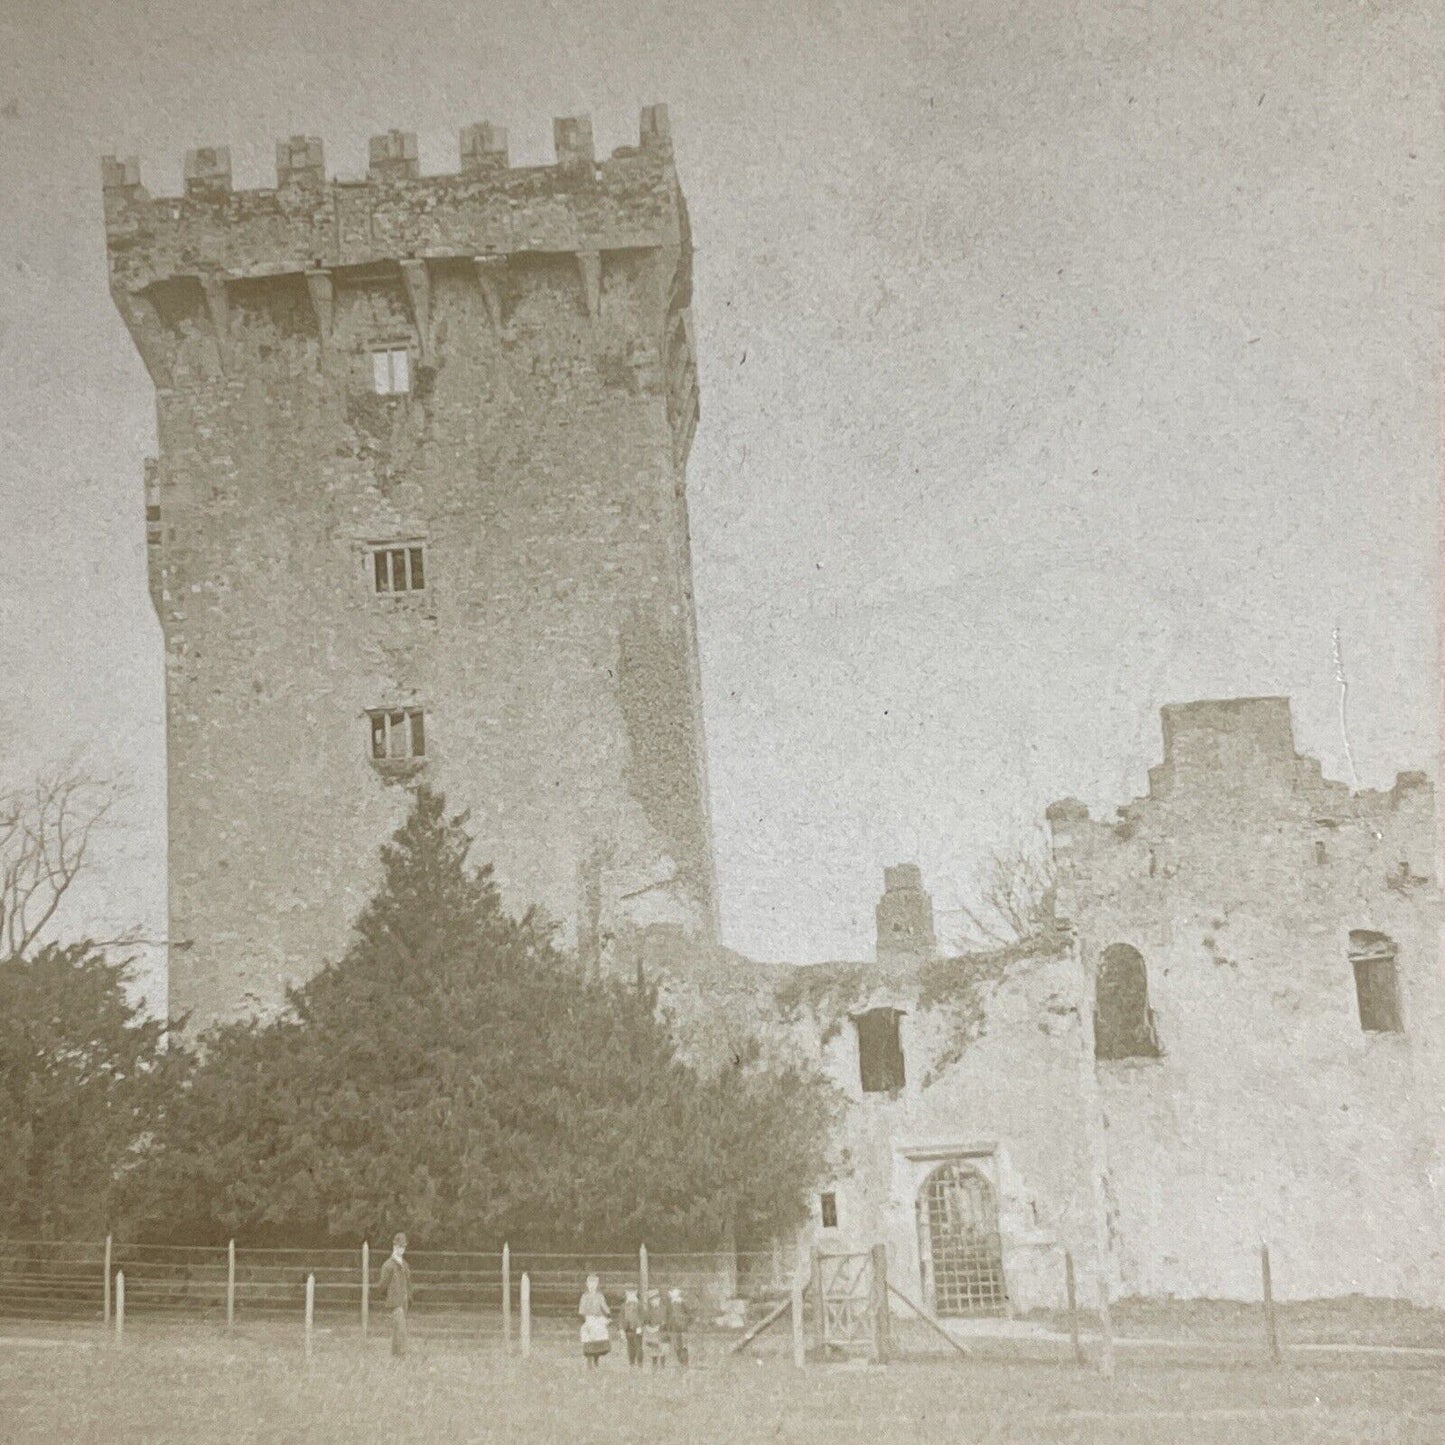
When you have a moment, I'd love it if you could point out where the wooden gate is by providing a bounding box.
[814,1250,876,1352]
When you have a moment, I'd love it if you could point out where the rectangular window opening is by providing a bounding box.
[371,346,411,396]
[368,707,427,763]
[855,1008,906,1094]
[820,1192,839,1230]
[368,542,427,594]
[1349,931,1403,1034]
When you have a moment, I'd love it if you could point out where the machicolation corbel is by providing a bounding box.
[199,277,231,373]
[304,271,334,345]
[472,256,508,331]
[399,260,432,361]
[576,250,601,322]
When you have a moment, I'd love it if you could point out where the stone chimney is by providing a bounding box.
[875,863,937,967]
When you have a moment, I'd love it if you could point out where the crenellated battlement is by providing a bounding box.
[102,106,682,293]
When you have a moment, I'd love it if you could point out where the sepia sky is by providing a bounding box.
[0,0,1439,1008]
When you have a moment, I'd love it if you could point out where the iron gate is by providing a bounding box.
[918,1162,1008,1316]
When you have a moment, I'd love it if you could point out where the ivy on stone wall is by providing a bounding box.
[772,964,871,1045]
[916,930,1071,1086]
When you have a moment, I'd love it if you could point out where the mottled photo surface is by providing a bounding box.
[0,0,1440,1439]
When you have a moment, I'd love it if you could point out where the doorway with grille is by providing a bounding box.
[916,1161,1008,1316]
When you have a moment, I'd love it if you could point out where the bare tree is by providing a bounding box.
[0,769,125,960]
[953,826,1059,950]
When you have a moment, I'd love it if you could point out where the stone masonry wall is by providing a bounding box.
[646,694,1443,1312]
[641,924,1101,1316]
[1050,698,1445,1304]
[106,109,717,1027]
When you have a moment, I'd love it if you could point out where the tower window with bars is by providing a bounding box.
[368,707,426,762]
[370,543,426,594]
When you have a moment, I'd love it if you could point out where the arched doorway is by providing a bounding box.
[916,1162,1007,1317]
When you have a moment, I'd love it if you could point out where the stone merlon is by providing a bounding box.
[101,106,679,292]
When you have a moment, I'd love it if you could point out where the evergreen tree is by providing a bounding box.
[0,943,174,1236]
[131,789,839,1248]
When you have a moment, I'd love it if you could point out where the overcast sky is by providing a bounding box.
[0,0,1438,1008]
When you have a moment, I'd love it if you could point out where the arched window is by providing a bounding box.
[1348,930,1403,1033]
[1094,943,1161,1060]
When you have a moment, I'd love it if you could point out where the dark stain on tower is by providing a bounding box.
[103,109,719,1029]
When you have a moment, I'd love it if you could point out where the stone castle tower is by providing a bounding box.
[103,107,718,1028]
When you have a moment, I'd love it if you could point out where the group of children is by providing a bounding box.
[578,1274,692,1370]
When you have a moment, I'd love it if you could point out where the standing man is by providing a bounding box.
[378,1233,413,1358]
[664,1286,691,1367]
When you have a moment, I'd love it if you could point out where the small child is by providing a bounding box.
[622,1288,643,1367]
[578,1273,611,1369]
[643,1288,667,1368]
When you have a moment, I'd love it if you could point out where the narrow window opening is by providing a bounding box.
[1314,841,1328,865]
[855,1007,906,1094]
[820,1192,839,1230]
[368,707,427,762]
[1094,943,1161,1060]
[1349,930,1402,1033]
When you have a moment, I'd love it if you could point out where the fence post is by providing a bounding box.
[520,1272,531,1359]
[361,1241,370,1339]
[1065,1251,1084,1367]
[1097,1275,1114,1379]
[1261,1243,1282,1366]
[305,1273,315,1362]
[810,1248,824,1352]
[502,1243,511,1347]
[115,1271,125,1344]
[871,1243,891,1364]
[226,1240,236,1331]
[791,1255,806,1369]
[103,1234,112,1327]
[639,1243,649,1302]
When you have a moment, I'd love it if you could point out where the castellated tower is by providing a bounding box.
[103,107,718,1029]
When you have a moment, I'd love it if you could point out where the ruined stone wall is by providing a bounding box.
[650,695,1443,1313]
[1050,698,1445,1304]
[105,110,717,1027]
[642,923,1100,1314]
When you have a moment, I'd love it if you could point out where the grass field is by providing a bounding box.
[2,1317,1444,1444]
